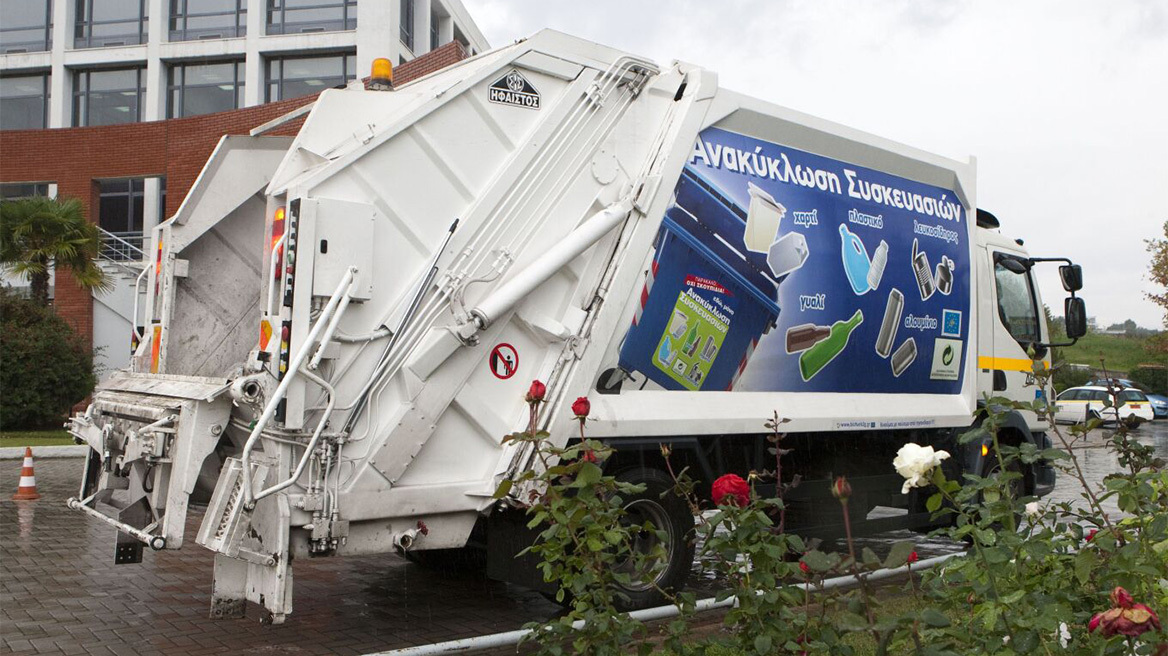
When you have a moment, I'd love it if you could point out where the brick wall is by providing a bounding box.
[0,42,467,345]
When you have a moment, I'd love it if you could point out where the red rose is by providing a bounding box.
[711,474,750,507]
[1089,586,1162,638]
[907,551,919,564]
[1085,529,1098,542]
[572,396,590,420]
[831,476,852,501]
[799,561,810,574]
[525,380,546,404]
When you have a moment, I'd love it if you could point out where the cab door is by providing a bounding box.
[984,249,1050,427]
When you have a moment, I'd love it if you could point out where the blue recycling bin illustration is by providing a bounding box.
[618,168,787,391]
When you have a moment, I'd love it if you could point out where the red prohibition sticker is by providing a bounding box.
[489,343,519,380]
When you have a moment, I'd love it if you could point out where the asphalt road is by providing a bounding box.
[2,420,1165,655]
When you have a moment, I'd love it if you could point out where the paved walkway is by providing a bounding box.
[1,459,559,655]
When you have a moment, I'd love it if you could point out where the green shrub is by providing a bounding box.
[1129,365,1167,396]
[0,288,95,429]
[1052,365,1092,393]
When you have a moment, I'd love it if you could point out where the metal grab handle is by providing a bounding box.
[241,266,356,508]
[130,265,151,344]
[265,234,287,319]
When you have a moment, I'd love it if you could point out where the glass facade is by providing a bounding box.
[168,61,245,118]
[400,0,414,51]
[1,0,52,53]
[73,68,146,126]
[0,74,50,130]
[75,0,149,48]
[266,0,356,35]
[266,53,355,101]
[170,0,246,41]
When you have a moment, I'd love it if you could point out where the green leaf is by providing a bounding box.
[1073,548,1096,584]
[926,492,943,513]
[883,541,915,569]
[862,547,881,568]
[492,478,513,499]
[802,549,833,572]
[921,608,951,627]
[754,635,773,654]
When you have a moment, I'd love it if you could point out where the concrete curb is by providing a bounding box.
[0,445,88,460]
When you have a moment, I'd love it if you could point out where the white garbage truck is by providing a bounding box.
[67,30,1087,622]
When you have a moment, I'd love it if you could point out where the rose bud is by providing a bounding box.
[571,396,590,420]
[525,380,546,404]
[711,473,750,508]
[799,561,810,574]
[907,551,919,564]
[831,476,852,501]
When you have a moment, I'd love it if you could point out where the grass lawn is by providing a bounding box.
[0,430,76,447]
[1058,332,1155,374]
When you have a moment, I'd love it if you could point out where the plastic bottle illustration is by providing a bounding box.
[867,240,888,290]
[799,310,864,381]
[839,225,872,295]
[658,338,675,365]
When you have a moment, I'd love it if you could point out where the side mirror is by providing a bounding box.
[998,256,1028,274]
[1059,264,1083,292]
[1065,297,1087,339]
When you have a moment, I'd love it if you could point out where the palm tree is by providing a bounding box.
[0,196,108,306]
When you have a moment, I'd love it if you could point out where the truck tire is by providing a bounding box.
[611,468,696,611]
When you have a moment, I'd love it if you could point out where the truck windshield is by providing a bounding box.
[994,256,1040,345]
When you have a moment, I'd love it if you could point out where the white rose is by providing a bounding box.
[1025,502,1040,518]
[893,443,951,494]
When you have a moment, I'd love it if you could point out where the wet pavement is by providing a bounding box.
[2,420,1165,655]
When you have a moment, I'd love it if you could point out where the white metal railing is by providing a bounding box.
[98,228,146,263]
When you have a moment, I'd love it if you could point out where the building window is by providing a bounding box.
[266,53,355,101]
[168,61,244,118]
[73,68,146,126]
[266,0,356,36]
[0,182,51,201]
[74,0,149,48]
[429,9,439,51]
[1,0,52,53]
[97,178,145,252]
[170,0,246,41]
[400,0,414,51]
[0,73,50,130]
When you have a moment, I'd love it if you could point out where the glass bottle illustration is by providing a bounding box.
[682,323,700,357]
[799,310,864,381]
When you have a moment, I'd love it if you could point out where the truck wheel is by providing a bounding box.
[611,468,695,611]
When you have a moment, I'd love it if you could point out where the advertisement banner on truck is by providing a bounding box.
[619,127,970,394]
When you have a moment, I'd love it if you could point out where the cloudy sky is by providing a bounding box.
[463,0,1167,330]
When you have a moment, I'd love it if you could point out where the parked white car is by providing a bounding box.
[1054,386,1156,425]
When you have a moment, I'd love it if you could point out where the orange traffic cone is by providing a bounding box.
[12,447,41,501]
